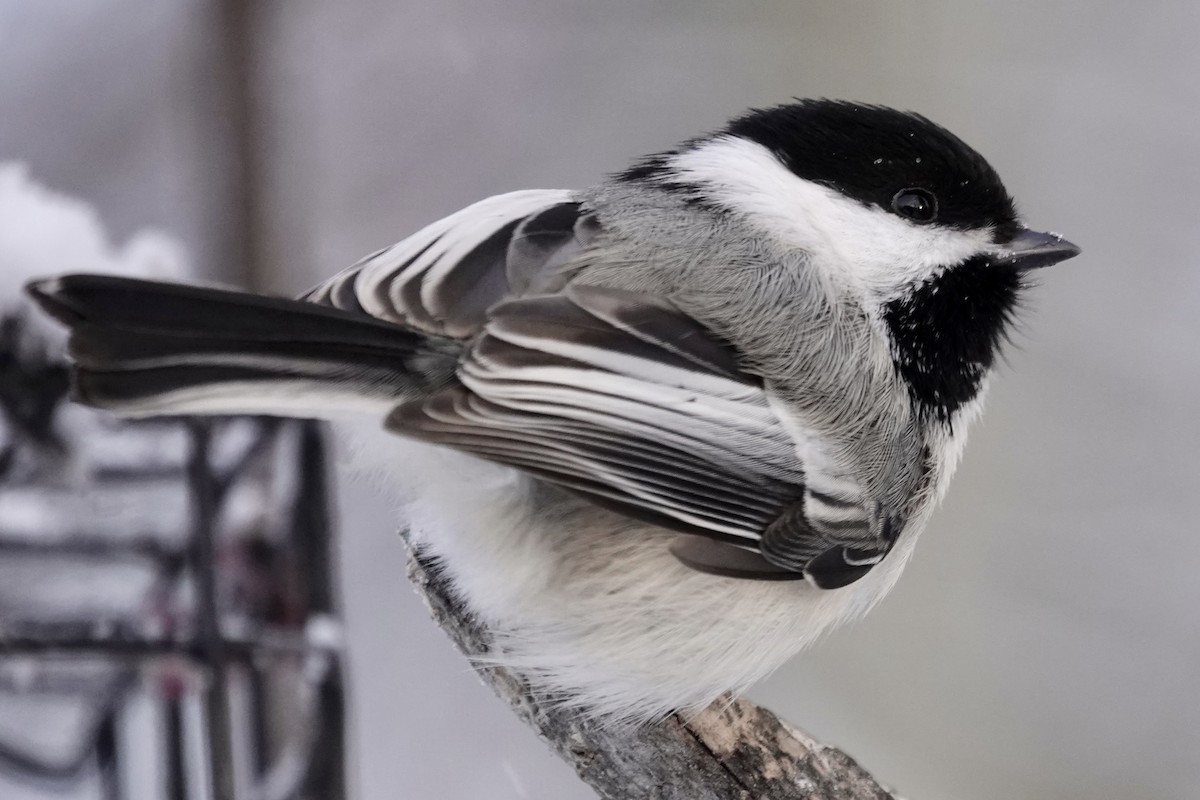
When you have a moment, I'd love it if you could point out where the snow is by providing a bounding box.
[0,162,189,319]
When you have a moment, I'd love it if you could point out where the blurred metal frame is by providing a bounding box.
[0,312,346,800]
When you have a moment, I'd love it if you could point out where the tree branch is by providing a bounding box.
[403,536,898,800]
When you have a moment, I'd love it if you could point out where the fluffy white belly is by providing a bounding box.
[334,418,920,723]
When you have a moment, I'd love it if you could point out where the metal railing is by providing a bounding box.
[0,311,346,800]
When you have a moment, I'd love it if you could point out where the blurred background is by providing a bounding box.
[2,1,1198,798]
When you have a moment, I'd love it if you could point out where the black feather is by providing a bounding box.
[803,547,876,590]
[883,257,1022,419]
[724,99,1020,237]
[24,275,459,412]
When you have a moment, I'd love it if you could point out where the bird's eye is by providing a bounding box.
[891,188,938,223]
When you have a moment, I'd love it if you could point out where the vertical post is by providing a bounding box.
[95,712,121,800]
[165,697,189,800]
[292,422,347,800]
[215,0,263,290]
[188,420,235,800]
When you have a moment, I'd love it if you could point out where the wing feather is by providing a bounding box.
[304,194,902,585]
[303,190,583,338]
[387,286,908,584]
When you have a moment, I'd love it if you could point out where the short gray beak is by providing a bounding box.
[996,228,1081,271]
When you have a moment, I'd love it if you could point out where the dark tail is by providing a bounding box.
[25,274,458,418]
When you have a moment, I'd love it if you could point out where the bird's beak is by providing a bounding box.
[995,228,1081,271]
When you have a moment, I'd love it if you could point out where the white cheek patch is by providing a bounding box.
[669,136,994,301]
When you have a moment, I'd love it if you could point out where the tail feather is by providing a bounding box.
[25,274,459,418]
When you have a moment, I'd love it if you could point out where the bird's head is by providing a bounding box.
[617,99,1080,419]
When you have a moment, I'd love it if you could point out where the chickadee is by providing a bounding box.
[27,99,1079,723]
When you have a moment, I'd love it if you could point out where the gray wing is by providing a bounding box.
[304,190,598,338]
[387,282,902,587]
[302,191,899,585]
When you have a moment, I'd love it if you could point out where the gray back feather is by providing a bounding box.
[573,182,931,513]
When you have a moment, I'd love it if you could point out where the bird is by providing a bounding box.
[26,99,1079,724]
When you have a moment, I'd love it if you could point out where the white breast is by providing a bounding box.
[336,418,928,723]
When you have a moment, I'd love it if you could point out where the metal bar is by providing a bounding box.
[96,711,121,800]
[214,0,263,289]
[0,616,340,653]
[291,423,347,799]
[188,421,236,800]
[248,664,270,782]
[302,659,348,800]
[0,536,181,561]
[292,423,337,614]
[0,631,338,660]
[91,466,188,482]
[165,695,189,800]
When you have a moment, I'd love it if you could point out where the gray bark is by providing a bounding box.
[403,536,898,800]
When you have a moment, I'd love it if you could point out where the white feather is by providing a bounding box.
[385,441,925,724]
[669,136,997,303]
[100,381,397,418]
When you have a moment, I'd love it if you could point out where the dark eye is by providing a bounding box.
[891,188,938,223]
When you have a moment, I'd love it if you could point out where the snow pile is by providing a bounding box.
[0,162,189,318]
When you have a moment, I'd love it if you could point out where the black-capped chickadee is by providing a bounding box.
[27,99,1079,723]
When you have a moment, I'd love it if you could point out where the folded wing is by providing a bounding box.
[389,283,900,586]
